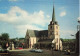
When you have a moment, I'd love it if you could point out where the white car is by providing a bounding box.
[35,49,43,53]
[30,49,36,52]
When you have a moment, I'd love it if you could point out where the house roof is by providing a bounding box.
[27,29,48,37]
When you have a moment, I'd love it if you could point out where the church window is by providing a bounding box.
[50,32,52,35]
[33,39,34,44]
[56,31,58,35]
[50,26,52,29]
[56,38,58,43]
[52,31,54,34]
[56,26,58,29]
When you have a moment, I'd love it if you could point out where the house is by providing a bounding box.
[76,31,79,53]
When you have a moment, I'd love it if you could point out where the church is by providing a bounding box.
[25,6,63,51]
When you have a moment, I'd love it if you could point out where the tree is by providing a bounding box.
[0,33,10,49]
[60,38,63,42]
[1,33,9,41]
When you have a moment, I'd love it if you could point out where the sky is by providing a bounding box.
[0,0,79,39]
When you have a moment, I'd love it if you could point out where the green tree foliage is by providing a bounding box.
[63,39,75,42]
[0,33,9,49]
[60,38,63,42]
[1,33,9,41]
[10,38,19,48]
[62,38,76,52]
[10,38,25,48]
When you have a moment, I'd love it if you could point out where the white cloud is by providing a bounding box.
[8,0,18,1]
[15,25,43,35]
[0,6,50,35]
[60,11,66,17]
[0,6,48,26]
[46,15,50,18]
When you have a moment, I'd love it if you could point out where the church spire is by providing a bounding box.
[52,5,55,22]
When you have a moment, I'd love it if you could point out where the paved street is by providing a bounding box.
[0,49,78,56]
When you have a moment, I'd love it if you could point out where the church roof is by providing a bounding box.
[49,5,58,25]
[27,29,48,37]
[39,30,48,37]
[38,39,53,43]
[52,5,55,22]
[27,30,39,37]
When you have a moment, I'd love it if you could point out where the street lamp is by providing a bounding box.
[51,43,54,56]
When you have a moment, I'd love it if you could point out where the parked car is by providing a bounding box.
[18,47,23,49]
[16,47,23,49]
[35,49,43,53]
[30,49,43,53]
[30,49,36,52]
[64,49,70,55]
[0,48,9,53]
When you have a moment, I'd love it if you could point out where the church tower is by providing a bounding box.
[48,6,61,50]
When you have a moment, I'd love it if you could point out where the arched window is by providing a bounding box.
[50,32,52,35]
[56,26,58,29]
[56,31,58,35]
[50,26,52,29]
[52,31,54,34]
[33,39,34,44]
[56,38,58,43]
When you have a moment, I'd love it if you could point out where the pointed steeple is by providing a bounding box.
[52,5,55,22]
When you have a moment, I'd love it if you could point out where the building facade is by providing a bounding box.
[25,6,62,50]
[76,31,79,53]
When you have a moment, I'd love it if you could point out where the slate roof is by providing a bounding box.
[38,39,53,42]
[39,30,48,37]
[27,29,48,37]
[27,30,39,37]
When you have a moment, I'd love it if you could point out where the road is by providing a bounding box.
[0,49,52,56]
[0,49,78,56]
